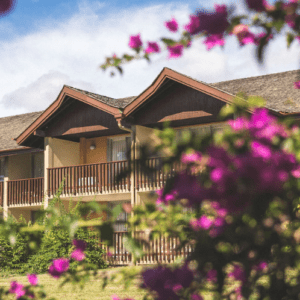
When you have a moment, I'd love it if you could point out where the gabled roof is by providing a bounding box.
[121,67,252,118]
[210,69,300,114]
[15,85,132,146]
[0,111,42,151]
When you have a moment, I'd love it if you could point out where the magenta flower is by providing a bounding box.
[145,42,160,54]
[128,34,142,49]
[48,258,70,278]
[9,281,25,299]
[246,0,267,12]
[27,274,38,286]
[294,80,300,89]
[71,249,86,261]
[73,239,86,251]
[229,265,246,283]
[199,215,214,230]
[184,15,200,35]
[203,34,225,50]
[181,151,202,164]
[165,18,178,32]
[167,44,184,58]
[255,261,268,271]
[191,295,204,300]
[228,117,249,131]
[206,269,217,282]
[251,141,272,159]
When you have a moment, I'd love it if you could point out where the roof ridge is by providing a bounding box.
[0,111,43,121]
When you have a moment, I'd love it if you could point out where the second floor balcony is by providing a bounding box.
[3,157,185,207]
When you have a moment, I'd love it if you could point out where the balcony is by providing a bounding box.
[47,160,130,198]
[4,158,184,206]
[7,178,44,207]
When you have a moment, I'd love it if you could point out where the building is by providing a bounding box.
[1,67,300,226]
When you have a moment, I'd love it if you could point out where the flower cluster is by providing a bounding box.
[157,108,300,214]
[190,201,227,237]
[48,239,87,279]
[141,264,201,300]
[9,274,38,299]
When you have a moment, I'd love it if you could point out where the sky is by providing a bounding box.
[0,0,299,117]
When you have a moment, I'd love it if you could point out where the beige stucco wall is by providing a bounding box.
[8,153,32,180]
[84,136,108,164]
[8,206,41,223]
[47,138,80,168]
[135,126,160,158]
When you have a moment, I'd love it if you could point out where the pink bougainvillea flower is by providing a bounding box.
[232,24,256,45]
[181,151,202,164]
[144,42,160,54]
[228,117,249,131]
[71,249,86,261]
[191,295,204,300]
[128,34,142,49]
[9,281,25,299]
[184,15,200,35]
[206,269,217,282]
[167,44,184,58]
[165,17,178,32]
[27,274,38,286]
[48,258,70,278]
[203,34,225,50]
[73,239,86,251]
[294,80,300,89]
[198,215,214,230]
[246,0,268,12]
[254,261,268,271]
[229,265,246,283]
[251,141,272,159]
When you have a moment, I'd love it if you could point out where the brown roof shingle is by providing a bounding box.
[0,111,43,151]
[65,85,136,109]
[210,70,300,113]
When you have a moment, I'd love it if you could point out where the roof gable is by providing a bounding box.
[16,85,123,147]
[121,67,238,118]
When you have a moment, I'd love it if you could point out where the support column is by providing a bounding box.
[3,177,8,220]
[44,137,52,209]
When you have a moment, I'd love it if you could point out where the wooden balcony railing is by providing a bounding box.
[7,178,44,206]
[136,158,184,191]
[0,181,3,207]
[47,160,130,197]
[94,231,193,265]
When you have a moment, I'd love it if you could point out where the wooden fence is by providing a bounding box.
[47,160,130,197]
[136,158,184,191]
[92,231,193,265]
[7,178,44,206]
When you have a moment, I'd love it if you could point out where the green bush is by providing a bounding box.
[0,199,107,275]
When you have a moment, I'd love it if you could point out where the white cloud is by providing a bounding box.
[2,70,95,111]
[0,0,299,117]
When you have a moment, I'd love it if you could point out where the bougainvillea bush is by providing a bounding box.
[1,97,300,299]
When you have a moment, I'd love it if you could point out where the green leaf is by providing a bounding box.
[123,235,144,258]
[247,96,266,108]
[273,19,285,33]
[98,223,114,246]
[161,38,176,46]
[287,32,295,48]
[123,54,134,61]
[112,203,123,219]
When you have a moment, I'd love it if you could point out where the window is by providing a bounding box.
[107,136,131,162]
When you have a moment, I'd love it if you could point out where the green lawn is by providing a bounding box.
[0,268,146,300]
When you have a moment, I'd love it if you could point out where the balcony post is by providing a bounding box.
[44,137,52,209]
[3,177,8,220]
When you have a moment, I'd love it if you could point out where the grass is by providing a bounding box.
[0,267,147,300]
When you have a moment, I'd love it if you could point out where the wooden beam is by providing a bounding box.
[34,130,46,137]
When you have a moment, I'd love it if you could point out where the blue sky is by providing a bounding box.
[0,0,298,117]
